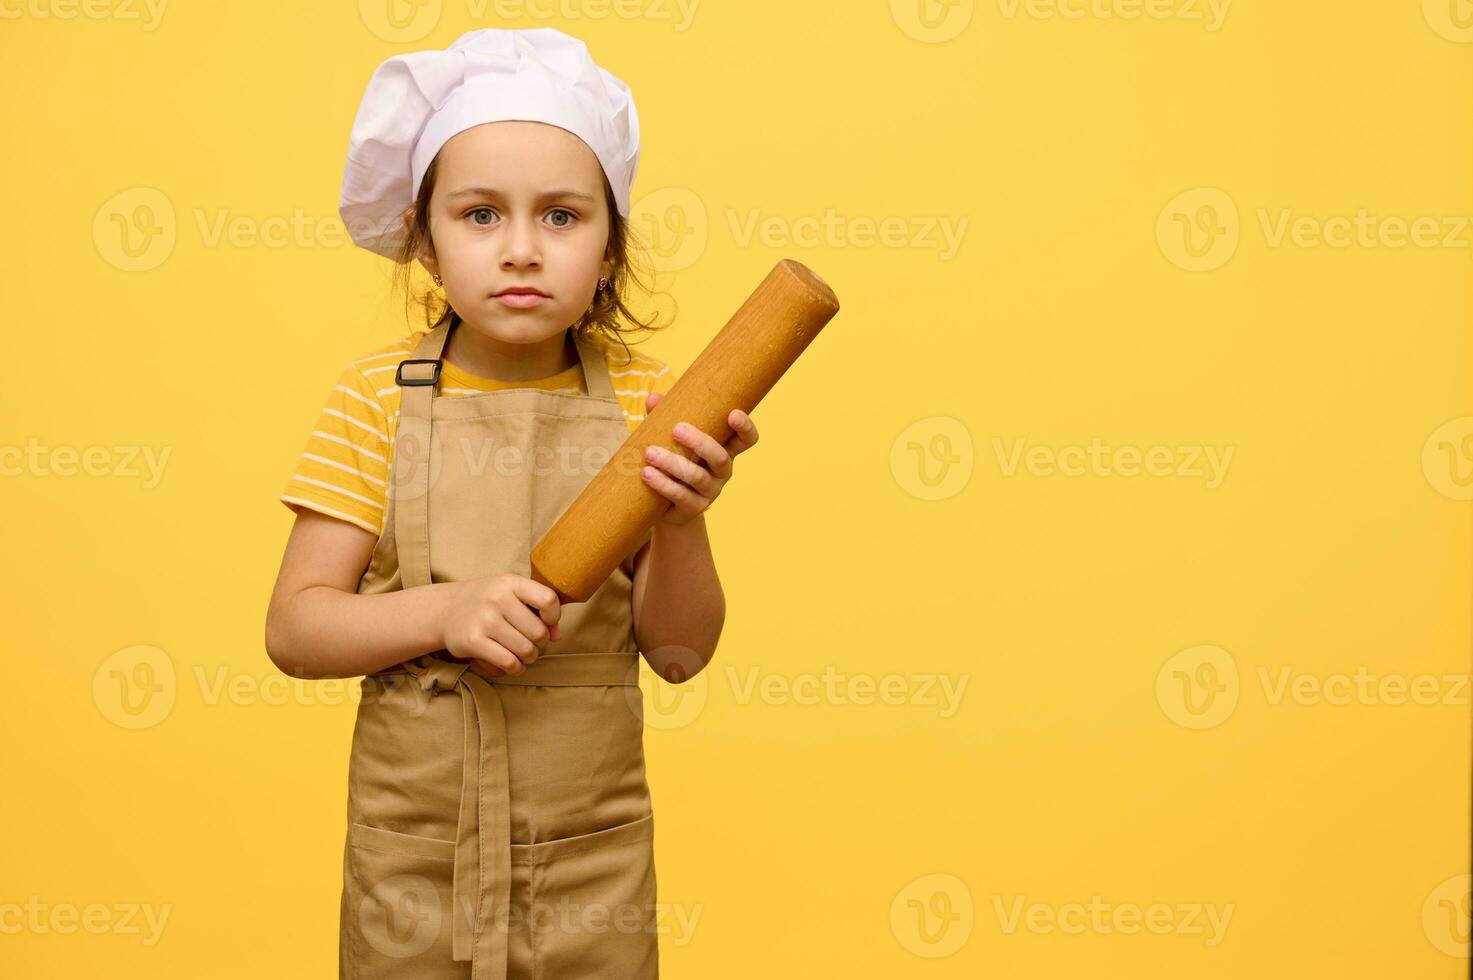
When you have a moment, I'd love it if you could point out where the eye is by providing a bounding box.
[547,208,576,228]
[467,207,496,226]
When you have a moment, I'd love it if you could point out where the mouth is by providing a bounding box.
[494,288,550,309]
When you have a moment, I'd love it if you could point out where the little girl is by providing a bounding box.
[264,28,757,978]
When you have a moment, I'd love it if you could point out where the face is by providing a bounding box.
[412,120,612,345]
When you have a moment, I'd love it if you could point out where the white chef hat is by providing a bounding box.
[339,27,641,260]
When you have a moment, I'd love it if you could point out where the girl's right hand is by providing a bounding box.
[437,574,562,678]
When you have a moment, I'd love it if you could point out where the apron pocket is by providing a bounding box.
[509,810,654,866]
[510,812,658,978]
[343,822,461,977]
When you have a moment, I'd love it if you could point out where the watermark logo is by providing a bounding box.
[470,0,701,30]
[891,0,974,42]
[386,428,444,504]
[632,187,708,273]
[992,893,1233,945]
[93,187,176,272]
[93,645,177,730]
[359,873,443,958]
[0,439,172,487]
[890,416,974,501]
[727,666,969,717]
[0,0,169,30]
[358,0,442,42]
[505,895,700,945]
[631,192,967,270]
[1258,666,1470,707]
[890,872,974,957]
[93,647,436,729]
[1422,416,1473,500]
[1258,209,1471,250]
[1155,644,1238,729]
[0,897,172,945]
[1157,187,1239,272]
[996,0,1231,31]
[384,432,671,503]
[1423,873,1471,957]
[627,653,710,730]
[992,437,1233,487]
[192,207,372,249]
[1161,187,1473,270]
[726,208,969,260]
[1158,645,1470,726]
[1423,0,1473,42]
[359,0,701,42]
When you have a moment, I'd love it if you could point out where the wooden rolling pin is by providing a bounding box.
[530,258,840,603]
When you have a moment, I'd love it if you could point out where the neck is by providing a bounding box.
[444,320,578,382]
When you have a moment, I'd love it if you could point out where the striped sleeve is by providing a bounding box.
[280,360,391,536]
[650,362,678,398]
[619,355,679,561]
[607,349,678,429]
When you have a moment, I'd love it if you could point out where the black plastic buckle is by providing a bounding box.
[396,359,442,387]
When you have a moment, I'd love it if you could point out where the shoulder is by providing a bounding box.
[591,337,677,394]
[341,334,421,386]
[589,336,677,429]
[319,334,423,413]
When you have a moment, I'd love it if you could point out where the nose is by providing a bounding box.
[499,213,541,270]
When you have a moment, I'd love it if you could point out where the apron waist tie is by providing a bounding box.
[372,651,642,980]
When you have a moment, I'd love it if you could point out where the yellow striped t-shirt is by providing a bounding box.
[281,331,678,536]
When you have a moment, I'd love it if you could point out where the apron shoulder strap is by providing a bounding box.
[392,320,453,589]
[573,333,617,400]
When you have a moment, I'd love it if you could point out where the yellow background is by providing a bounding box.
[2,0,1469,976]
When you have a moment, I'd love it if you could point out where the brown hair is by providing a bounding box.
[390,153,665,366]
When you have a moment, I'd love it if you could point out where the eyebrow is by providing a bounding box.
[445,186,598,204]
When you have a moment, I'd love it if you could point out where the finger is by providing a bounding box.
[468,636,524,675]
[645,391,664,414]
[501,599,554,648]
[470,659,508,679]
[671,422,732,479]
[724,410,759,456]
[486,619,540,664]
[642,462,705,513]
[510,578,561,627]
[643,443,715,494]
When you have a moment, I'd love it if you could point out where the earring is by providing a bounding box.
[597,276,608,293]
[432,272,443,287]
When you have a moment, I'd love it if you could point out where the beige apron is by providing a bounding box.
[338,319,659,979]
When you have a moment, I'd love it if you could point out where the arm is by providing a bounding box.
[632,515,725,682]
[630,394,760,682]
[265,509,566,680]
[264,509,450,679]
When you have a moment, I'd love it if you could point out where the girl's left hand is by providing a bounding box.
[640,391,759,527]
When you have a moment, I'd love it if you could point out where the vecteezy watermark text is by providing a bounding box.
[992,437,1234,488]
